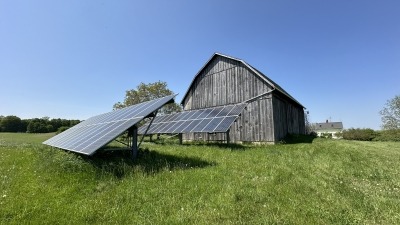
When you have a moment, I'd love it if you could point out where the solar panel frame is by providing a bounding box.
[186,110,203,120]
[227,104,247,116]
[72,120,132,150]
[201,108,215,118]
[167,113,181,122]
[175,111,190,121]
[43,94,177,155]
[161,115,173,122]
[181,120,200,132]
[215,105,234,117]
[79,118,141,154]
[154,122,171,133]
[169,121,187,133]
[205,107,224,118]
[213,116,237,132]
[191,118,213,132]
[164,121,180,133]
[179,111,194,120]
[193,109,208,119]
[138,103,247,135]
[202,117,224,132]
[148,122,164,134]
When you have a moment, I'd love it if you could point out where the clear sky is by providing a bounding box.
[1,0,399,130]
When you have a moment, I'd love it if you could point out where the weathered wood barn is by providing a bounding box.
[181,53,305,143]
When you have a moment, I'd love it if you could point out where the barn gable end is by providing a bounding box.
[181,53,305,143]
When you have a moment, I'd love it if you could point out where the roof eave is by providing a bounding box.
[180,53,222,105]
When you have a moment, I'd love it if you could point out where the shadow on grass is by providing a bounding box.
[147,138,248,151]
[82,148,215,178]
[282,134,316,144]
[145,136,248,151]
[181,142,249,151]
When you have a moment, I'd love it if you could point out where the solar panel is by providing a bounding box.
[43,94,177,155]
[138,103,247,134]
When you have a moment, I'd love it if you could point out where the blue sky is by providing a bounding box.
[1,0,399,130]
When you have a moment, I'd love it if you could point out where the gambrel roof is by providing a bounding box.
[181,53,305,108]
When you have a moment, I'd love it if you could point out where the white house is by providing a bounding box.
[312,121,343,139]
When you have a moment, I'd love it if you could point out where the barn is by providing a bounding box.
[180,53,306,143]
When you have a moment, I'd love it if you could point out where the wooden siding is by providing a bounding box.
[182,55,276,142]
[272,94,306,141]
[183,56,273,109]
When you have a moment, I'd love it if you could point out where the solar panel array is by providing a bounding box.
[43,94,176,155]
[138,103,247,134]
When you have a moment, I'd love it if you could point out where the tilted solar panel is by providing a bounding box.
[43,94,176,155]
[138,103,247,134]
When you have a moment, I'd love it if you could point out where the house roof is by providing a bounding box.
[180,53,305,108]
[313,122,343,131]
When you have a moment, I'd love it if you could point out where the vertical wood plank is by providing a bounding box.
[181,55,304,143]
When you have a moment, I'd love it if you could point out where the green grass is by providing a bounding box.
[1,133,400,224]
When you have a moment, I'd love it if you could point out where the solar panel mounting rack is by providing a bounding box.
[43,94,177,156]
[138,103,247,134]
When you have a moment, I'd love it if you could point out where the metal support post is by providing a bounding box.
[131,126,138,159]
[138,110,158,150]
[178,133,183,145]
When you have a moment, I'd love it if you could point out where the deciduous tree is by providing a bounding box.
[113,81,181,115]
[380,95,400,130]
[0,115,22,132]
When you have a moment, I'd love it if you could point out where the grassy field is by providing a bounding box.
[1,133,399,224]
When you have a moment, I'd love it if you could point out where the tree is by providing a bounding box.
[380,95,400,130]
[0,116,3,132]
[20,119,30,132]
[304,110,312,134]
[113,81,181,115]
[0,115,22,132]
[27,121,48,133]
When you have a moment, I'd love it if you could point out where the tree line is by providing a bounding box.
[1,81,179,134]
[0,115,80,133]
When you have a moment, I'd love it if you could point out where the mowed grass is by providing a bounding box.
[1,133,400,224]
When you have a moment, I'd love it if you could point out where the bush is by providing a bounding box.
[56,126,70,134]
[309,131,318,138]
[373,129,400,142]
[334,132,343,139]
[342,128,377,141]
[282,133,316,144]
[321,133,333,139]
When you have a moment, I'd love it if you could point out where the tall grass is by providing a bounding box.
[1,133,400,224]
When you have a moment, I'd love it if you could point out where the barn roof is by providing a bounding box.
[181,53,305,108]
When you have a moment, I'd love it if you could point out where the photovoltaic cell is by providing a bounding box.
[214,116,237,132]
[216,105,233,117]
[187,110,203,120]
[205,107,223,118]
[227,104,245,116]
[138,103,247,134]
[181,120,199,132]
[191,118,213,132]
[170,121,186,133]
[43,95,176,155]
[180,111,193,120]
[202,117,224,132]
